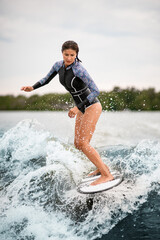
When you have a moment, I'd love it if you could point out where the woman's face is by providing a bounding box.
[62,49,77,67]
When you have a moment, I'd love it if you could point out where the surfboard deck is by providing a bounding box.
[77,175,123,194]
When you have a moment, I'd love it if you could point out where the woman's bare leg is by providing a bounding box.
[74,110,83,148]
[74,103,113,185]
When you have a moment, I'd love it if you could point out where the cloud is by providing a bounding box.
[0,0,160,95]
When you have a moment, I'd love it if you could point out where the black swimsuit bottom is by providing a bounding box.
[72,88,99,113]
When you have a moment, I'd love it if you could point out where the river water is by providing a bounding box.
[0,111,160,240]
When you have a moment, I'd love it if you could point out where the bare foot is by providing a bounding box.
[88,169,100,177]
[88,164,111,177]
[90,174,114,186]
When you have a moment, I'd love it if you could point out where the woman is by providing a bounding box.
[21,40,114,185]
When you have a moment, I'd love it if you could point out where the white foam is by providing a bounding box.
[0,205,81,240]
[0,119,50,161]
[0,117,160,240]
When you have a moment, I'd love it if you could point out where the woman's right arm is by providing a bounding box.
[21,61,63,92]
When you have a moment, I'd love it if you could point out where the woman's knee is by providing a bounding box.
[74,140,88,151]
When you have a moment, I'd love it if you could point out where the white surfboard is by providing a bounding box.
[77,175,123,194]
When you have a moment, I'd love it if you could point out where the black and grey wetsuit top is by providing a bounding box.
[33,60,100,113]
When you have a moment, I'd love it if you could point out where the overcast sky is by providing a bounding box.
[0,0,160,96]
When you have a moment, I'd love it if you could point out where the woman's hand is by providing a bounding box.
[21,86,34,92]
[68,106,79,118]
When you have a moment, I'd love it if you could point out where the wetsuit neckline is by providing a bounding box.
[63,59,77,70]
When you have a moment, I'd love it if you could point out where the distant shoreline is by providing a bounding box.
[0,87,160,111]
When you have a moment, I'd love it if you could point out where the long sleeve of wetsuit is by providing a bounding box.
[32,61,63,90]
[72,62,100,103]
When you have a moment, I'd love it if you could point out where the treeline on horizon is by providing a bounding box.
[0,87,160,111]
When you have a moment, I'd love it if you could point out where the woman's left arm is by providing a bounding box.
[72,63,100,104]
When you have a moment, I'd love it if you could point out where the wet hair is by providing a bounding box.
[61,40,82,62]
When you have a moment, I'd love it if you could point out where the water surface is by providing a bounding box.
[0,111,160,240]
